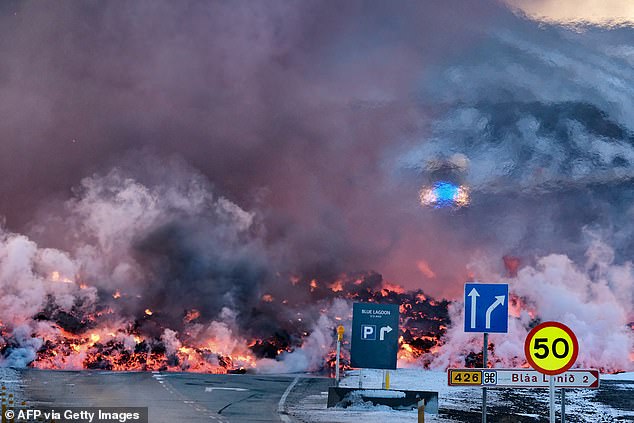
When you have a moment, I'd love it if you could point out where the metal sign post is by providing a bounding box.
[549,375,555,423]
[561,389,566,423]
[482,332,488,423]
[524,322,579,423]
[335,325,344,386]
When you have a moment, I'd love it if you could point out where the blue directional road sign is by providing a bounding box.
[464,283,508,333]
[351,303,399,369]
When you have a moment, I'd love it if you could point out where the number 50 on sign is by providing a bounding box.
[525,321,579,375]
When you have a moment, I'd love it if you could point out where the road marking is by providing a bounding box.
[205,387,249,392]
[277,376,300,423]
[149,374,227,423]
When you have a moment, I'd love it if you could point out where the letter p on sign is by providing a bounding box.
[361,324,376,340]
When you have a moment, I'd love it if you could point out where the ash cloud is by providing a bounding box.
[0,1,632,370]
[0,0,503,295]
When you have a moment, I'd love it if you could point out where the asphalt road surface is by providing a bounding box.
[13,369,332,423]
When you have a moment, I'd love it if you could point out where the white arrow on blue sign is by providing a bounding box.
[464,283,509,333]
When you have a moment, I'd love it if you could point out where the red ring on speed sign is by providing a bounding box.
[524,321,579,376]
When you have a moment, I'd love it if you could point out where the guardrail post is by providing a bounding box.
[417,399,425,423]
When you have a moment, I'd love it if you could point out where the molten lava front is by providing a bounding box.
[0,271,451,374]
[1,266,632,374]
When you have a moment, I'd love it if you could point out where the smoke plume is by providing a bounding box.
[0,1,632,371]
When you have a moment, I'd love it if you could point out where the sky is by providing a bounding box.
[505,0,634,25]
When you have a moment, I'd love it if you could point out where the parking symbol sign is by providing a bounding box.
[361,324,376,340]
[351,303,399,369]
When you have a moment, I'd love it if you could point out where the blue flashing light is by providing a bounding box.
[432,181,459,208]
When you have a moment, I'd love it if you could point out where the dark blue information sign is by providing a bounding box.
[350,302,399,369]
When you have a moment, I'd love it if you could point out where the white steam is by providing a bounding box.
[431,238,634,371]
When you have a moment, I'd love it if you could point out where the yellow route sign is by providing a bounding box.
[448,369,482,385]
[524,321,578,375]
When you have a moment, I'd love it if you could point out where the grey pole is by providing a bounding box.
[561,389,565,423]
[482,332,488,423]
[549,376,555,423]
[335,338,341,387]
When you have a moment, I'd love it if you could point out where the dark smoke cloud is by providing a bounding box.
[0,0,633,304]
[0,1,632,371]
[0,0,505,296]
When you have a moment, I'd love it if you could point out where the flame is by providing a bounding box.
[113,290,121,299]
[509,295,524,318]
[382,282,404,294]
[144,309,153,316]
[184,309,201,322]
[50,271,73,284]
[330,280,343,292]
[261,294,274,302]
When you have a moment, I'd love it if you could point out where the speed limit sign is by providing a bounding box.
[524,321,579,375]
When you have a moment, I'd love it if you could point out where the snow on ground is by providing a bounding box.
[0,368,24,406]
[602,372,634,381]
[290,369,634,422]
[289,390,454,423]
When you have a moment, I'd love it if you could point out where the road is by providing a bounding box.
[13,369,332,423]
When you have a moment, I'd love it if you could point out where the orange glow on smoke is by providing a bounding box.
[50,271,73,284]
[382,282,404,294]
[508,295,523,318]
[330,280,343,292]
[503,255,520,277]
[184,309,201,323]
[416,261,436,279]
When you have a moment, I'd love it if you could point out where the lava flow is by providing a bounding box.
[0,264,450,374]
